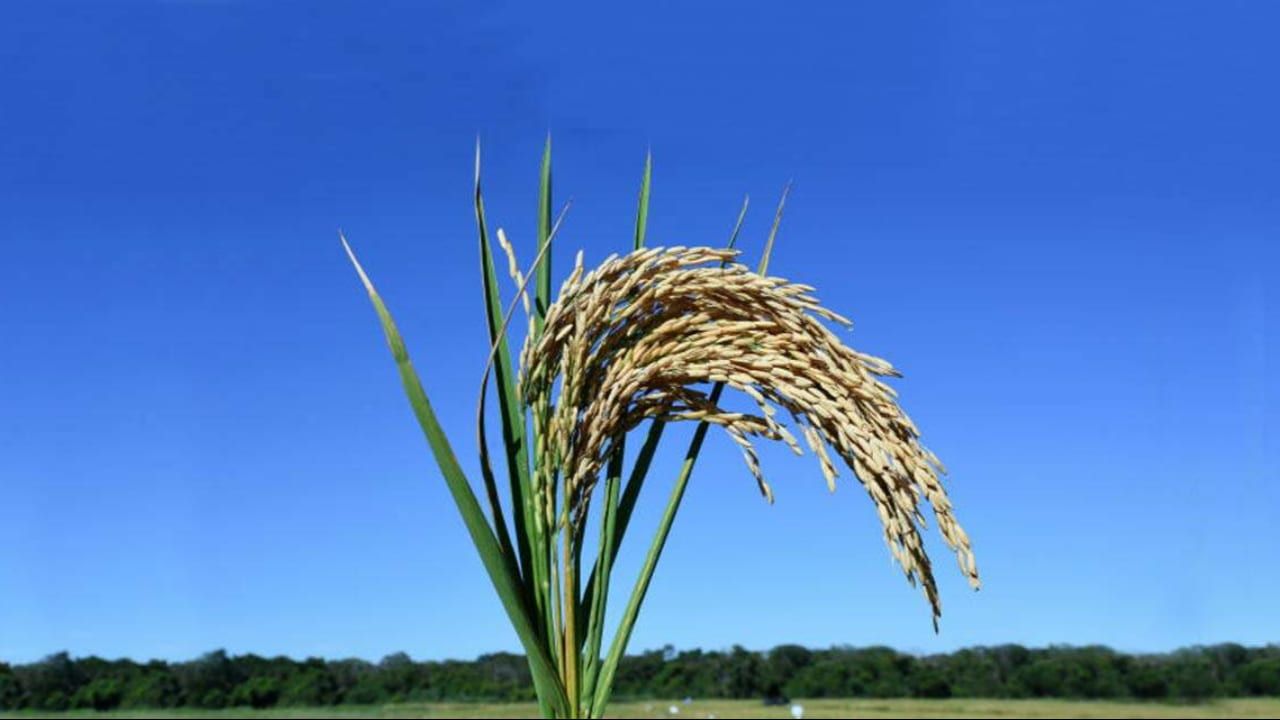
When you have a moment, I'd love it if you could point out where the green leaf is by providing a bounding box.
[579,439,623,712]
[757,181,791,275]
[633,151,651,251]
[474,143,537,612]
[531,135,558,673]
[341,234,569,717]
[535,135,554,336]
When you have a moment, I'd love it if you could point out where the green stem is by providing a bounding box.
[562,524,579,717]
[590,383,727,716]
[590,189,773,717]
[581,441,624,713]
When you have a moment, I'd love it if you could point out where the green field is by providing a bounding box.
[6,698,1280,719]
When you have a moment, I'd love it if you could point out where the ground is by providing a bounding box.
[5,698,1280,719]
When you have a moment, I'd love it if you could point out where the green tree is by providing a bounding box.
[0,664,21,710]
[176,650,240,706]
[763,644,811,699]
[122,667,182,709]
[230,676,281,709]
[41,690,69,711]
[1239,658,1280,696]
[1166,653,1218,701]
[941,649,1004,697]
[200,688,228,708]
[343,675,389,705]
[912,665,952,698]
[281,668,340,707]
[721,646,763,698]
[18,653,81,710]
[70,677,123,711]
[788,655,852,698]
[1127,660,1170,699]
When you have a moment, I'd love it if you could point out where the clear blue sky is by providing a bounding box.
[1,2,1276,665]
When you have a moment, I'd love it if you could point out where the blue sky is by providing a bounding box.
[1,2,1276,664]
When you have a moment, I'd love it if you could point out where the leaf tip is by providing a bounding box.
[339,231,376,296]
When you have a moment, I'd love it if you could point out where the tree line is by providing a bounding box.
[1,643,1278,711]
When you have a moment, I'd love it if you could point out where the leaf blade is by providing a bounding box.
[535,135,554,336]
[474,144,537,608]
[341,234,569,716]
[633,151,652,251]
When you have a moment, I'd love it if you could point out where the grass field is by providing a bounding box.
[6,698,1280,719]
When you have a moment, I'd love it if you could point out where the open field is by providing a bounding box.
[6,698,1280,719]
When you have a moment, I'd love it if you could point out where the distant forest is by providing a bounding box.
[2,644,1278,711]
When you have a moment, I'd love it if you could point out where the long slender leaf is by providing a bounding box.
[474,143,537,608]
[341,234,569,716]
[633,151,651,251]
[757,181,791,276]
[474,200,574,698]
[532,136,557,664]
[577,153,662,602]
[727,193,752,253]
[580,438,623,713]
[535,135,554,334]
[566,154,652,716]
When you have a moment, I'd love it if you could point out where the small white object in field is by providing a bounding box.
[668,705,680,715]
[790,703,805,719]
[683,696,693,704]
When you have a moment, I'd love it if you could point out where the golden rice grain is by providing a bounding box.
[518,246,979,625]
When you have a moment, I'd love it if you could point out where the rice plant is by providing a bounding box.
[341,140,979,718]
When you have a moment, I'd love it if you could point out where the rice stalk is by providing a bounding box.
[345,142,978,719]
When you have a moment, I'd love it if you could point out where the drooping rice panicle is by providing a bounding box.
[518,246,979,624]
